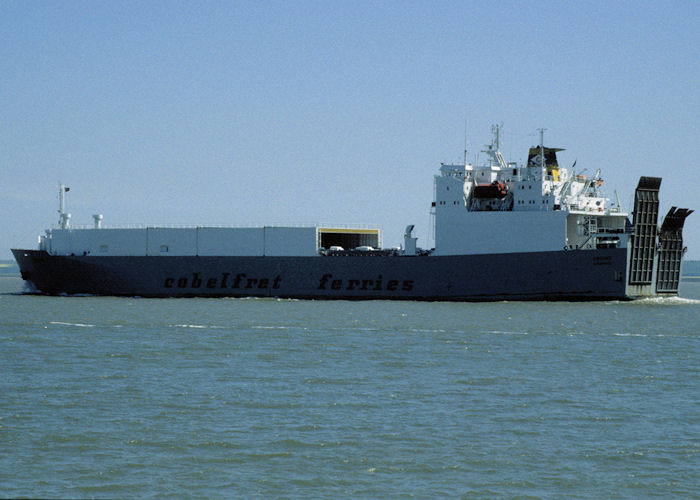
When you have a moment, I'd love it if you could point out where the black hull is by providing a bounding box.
[12,248,630,301]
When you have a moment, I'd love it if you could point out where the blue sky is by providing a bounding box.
[2,0,698,259]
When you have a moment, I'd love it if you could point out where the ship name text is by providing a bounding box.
[164,272,281,289]
[317,274,414,291]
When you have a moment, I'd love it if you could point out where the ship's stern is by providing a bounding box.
[625,177,693,298]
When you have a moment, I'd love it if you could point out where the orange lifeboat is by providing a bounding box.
[472,180,508,199]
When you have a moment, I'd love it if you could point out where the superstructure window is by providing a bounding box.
[160,245,169,252]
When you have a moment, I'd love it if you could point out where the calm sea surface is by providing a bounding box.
[1,276,698,498]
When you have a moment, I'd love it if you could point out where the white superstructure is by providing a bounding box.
[432,126,628,255]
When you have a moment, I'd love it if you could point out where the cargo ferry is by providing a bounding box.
[12,127,692,300]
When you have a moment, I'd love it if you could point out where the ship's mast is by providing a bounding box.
[538,128,546,169]
[487,124,508,170]
[58,183,71,229]
[463,120,468,167]
[493,123,501,151]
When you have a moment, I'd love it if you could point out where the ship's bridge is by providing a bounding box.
[439,163,470,180]
[432,127,631,255]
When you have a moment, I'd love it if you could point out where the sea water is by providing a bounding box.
[1,276,698,498]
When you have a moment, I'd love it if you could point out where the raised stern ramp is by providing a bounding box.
[628,177,661,286]
[656,207,693,293]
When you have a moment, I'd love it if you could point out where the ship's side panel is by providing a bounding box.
[49,229,91,255]
[49,228,149,256]
[263,227,318,256]
[89,229,148,256]
[434,211,568,256]
[146,228,197,256]
[197,228,264,256]
[12,248,628,300]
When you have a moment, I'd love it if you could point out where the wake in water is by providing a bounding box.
[626,296,700,306]
[49,321,95,328]
[21,280,40,294]
[14,281,97,297]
